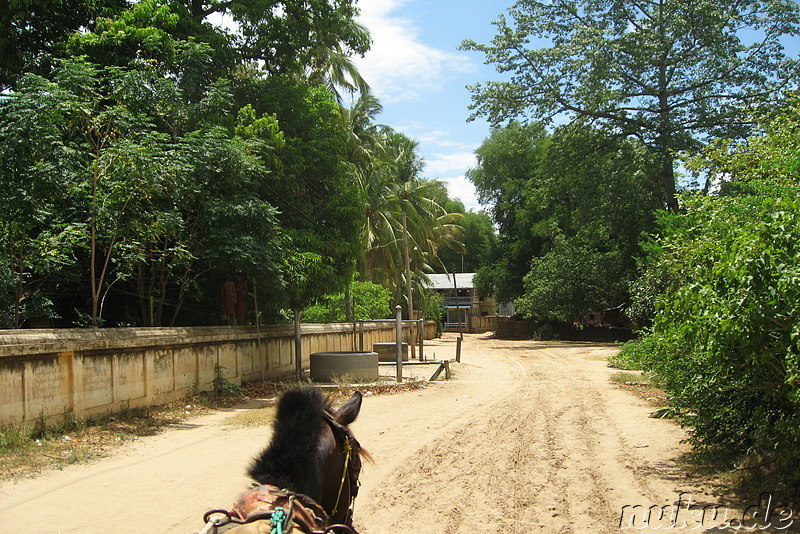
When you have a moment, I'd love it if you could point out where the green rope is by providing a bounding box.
[331,437,353,517]
[270,507,286,534]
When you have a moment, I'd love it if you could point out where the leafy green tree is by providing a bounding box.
[630,191,800,477]
[64,0,369,80]
[66,0,186,68]
[461,0,800,210]
[0,58,157,327]
[213,0,370,75]
[160,126,285,327]
[303,280,391,321]
[0,0,379,329]
[517,124,657,321]
[468,121,656,321]
[466,121,551,303]
[242,76,364,301]
[0,0,128,90]
[0,55,290,327]
[0,69,86,326]
[420,289,444,336]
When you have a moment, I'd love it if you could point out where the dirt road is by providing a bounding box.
[0,335,732,533]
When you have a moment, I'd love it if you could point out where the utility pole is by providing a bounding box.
[402,213,417,357]
[453,272,464,339]
[395,305,403,383]
[402,213,413,320]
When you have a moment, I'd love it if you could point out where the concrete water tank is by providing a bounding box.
[310,351,379,382]
[372,342,409,362]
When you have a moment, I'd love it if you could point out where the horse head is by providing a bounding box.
[246,388,369,527]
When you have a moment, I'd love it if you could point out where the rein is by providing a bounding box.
[197,487,359,534]
[322,411,363,522]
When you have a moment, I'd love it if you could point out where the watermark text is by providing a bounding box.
[619,492,794,530]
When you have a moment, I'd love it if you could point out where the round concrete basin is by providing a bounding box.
[373,342,409,362]
[310,351,379,382]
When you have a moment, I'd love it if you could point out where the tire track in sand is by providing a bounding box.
[356,338,714,534]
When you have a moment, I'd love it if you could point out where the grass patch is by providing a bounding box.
[610,371,651,386]
[0,397,218,481]
[609,370,669,410]
[224,406,277,427]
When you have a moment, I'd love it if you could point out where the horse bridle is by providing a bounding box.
[197,411,364,534]
[322,411,363,524]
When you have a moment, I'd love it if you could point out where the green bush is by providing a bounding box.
[0,422,33,454]
[633,191,800,479]
[303,280,392,321]
[212,365,245,399]
[610,335,658,370]
[420,289,444,336]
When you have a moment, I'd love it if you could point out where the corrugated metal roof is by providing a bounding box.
[425,273,476,290]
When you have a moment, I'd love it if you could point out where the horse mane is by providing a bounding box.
[247,388,333,497]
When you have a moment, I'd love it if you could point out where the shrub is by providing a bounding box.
[303,280,391,321]
[634,191,800,479]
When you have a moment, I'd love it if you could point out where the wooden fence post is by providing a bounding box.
[395,305,403,384]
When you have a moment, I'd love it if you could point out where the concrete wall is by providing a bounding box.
[0,321,435,426]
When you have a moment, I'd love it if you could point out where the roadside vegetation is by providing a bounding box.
[0,0,486,330]
[0,399,212,480]
[619,103,800,487]
[463,0,800,492]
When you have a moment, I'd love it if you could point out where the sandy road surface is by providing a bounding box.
[0,335,734,533]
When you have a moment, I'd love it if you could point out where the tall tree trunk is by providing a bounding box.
[656,14,678,213]
[155,239,169,326]
[137,261,152,326]
[345,281,352,321]
[402,213,413,320]
[13,248,23,328]
[662,152,678,212]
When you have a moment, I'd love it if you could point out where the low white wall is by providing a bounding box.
[0,321,435,426]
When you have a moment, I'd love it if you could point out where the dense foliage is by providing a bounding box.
[467,122,657,320]
[622,98,800,481]
[0,0,466,327]
[467,121,549,304]
[302,281,392,322]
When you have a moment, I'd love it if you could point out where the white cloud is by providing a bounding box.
[354,0,475,103]
[417,130,476,151]
[352,1,486,213]
[439,175,481,212]
[424,151,476,177]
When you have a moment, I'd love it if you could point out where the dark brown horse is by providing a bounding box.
[199,388,368,534]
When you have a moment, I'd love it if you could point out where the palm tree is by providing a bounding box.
[339,97,465,316]
[355,131,463,312]
[306,20,371,104]
[342,92,390,168]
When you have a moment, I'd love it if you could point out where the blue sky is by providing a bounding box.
[352,0,800,212]
[352,0,513,211]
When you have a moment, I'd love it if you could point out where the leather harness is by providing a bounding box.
[198,411,364,534]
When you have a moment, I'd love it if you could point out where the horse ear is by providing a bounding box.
[332,390,362,425]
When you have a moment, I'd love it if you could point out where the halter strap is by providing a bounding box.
[322,412,363,523]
